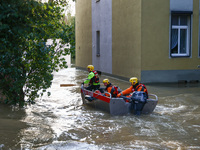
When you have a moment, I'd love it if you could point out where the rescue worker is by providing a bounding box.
[117,77,148,98]
[82,65,100,91]
[102,79,120,97]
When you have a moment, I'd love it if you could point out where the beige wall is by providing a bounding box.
[141,0,170,71]
[75,0,92,68]
[192,0,199,63]
[112,0,142,79]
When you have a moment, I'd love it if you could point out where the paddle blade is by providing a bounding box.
[60,84,77,87]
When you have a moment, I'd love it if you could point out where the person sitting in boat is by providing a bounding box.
[117,77,148,98]
[82,65,100,91]
[102,79,121,97]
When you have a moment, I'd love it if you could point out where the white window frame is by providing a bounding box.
[170,12,192,57]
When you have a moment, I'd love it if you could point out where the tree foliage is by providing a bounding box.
[66,14,75,59]
[70,16,75,59]
[0,0,75,106]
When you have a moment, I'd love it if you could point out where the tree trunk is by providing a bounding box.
[0,90,6,103]
[19,88,25,107]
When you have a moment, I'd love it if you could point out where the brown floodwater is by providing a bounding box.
[0,67,200,150]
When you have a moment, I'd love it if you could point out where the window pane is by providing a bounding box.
[172,15,179,25]
[96,31,100,55]
[180,16,187,25]
[180,29,187,54]
[171,29,178,54]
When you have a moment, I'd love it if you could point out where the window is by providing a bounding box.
[96,0,100,2]
[96,31,100,56]
[170,12,191,57]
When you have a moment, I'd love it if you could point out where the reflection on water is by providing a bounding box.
[0,105,27,150]
[0,68,200,150]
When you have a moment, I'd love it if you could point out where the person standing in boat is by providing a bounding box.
[82,65,100,91]
[102,79,121,97]
[117,77,148,98]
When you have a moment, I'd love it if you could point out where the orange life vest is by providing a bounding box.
[105,83,119,97]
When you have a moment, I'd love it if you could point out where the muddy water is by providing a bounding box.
[0,67,200,150]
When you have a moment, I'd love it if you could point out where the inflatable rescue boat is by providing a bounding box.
[81,85,158,115]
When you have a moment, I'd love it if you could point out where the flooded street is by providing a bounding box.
[0,67,200,150]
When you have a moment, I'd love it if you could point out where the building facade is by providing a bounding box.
[75,0,200,83]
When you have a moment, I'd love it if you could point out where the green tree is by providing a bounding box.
[65,14,75,59]
[70,16,75,59]
[0,0,75,106]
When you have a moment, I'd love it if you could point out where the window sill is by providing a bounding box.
[170,54,190,58]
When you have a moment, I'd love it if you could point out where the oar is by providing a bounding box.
[60,84,77,87]
[60,82,104,87]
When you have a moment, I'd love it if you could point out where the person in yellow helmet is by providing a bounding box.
[117,77,148,98]
[82,65,100,91]
[102,79,120,97]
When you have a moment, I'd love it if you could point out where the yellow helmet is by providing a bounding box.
[129,77,138,85]
[87,65,94,71]
[103,79,110,84]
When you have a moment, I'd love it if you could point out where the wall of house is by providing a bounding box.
[141,0,170,82]
[112,0,142,79]
[141,0,200,83]
[92,0,112,74]
[75,0,92,68]
[199,0,200,58]
[192,0,200,63]
[141,0,169,71]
